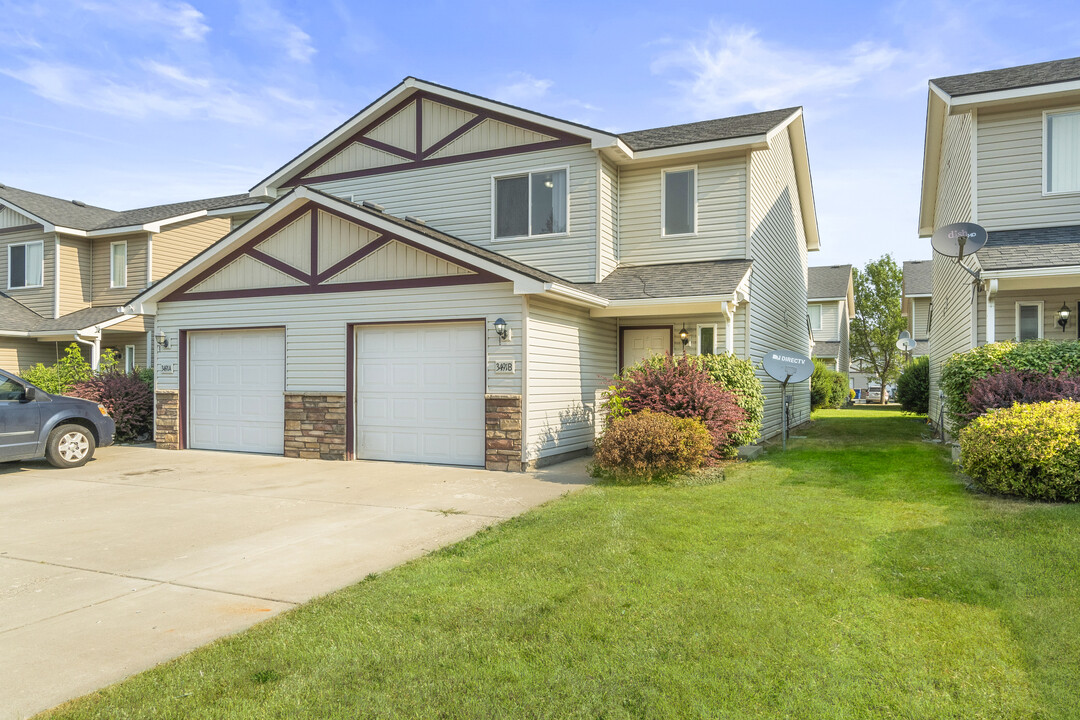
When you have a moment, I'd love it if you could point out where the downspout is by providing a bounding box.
[73,332,101,371]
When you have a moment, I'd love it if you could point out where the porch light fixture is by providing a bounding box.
[679,326,690,346]
[1058,302,1071,332]
[493,318,510,341]
[155,330,169,350]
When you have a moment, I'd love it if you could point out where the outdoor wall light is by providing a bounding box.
[493,317,510,341]
[679,326,690,346]
[155,330,169,350]
[1058,302,1072,332]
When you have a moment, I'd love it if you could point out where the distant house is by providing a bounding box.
[807,264,853,373]
[919,57,1080,430]
[902,260,931,357]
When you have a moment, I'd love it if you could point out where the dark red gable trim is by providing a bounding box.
[178,330,188,450]
[173,273,504,303]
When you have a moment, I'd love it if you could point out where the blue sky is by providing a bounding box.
[2,0,1079,267]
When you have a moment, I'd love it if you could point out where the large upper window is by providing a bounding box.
[662,167,696,236]
[8,241,43,289]
[1046,110,1080,193]
[110,241,127,288]
[494,169,567,239]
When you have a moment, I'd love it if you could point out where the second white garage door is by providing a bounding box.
[355,322,485,466]
[187,329,285,455]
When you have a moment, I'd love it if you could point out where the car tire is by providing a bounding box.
[45,424,96,468]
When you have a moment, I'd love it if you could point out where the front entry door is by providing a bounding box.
[621,327,672,370]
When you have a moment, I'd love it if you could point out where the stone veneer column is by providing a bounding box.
[155,390,180,450]
[485,394,523,472]
[284,392,347,460]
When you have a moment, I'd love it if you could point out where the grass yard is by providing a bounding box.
[47,406,1080,719]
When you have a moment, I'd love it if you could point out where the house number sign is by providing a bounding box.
[157,363,176,376]
[491,358,516,374]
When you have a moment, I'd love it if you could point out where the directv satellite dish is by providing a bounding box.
[762,349,813,384]
[896,337,917,352]
[932,222,987,262]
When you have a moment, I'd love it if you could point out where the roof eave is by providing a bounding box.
[918,86,950,237]
[947,78,1080,113]
[784,110,820,252]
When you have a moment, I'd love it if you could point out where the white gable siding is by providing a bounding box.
[525,297,617,463]
[0,206,35,229]
[309,144,599,283]
[190,256,305,293]
[618,154,747,266]
[597,156,619,281]
[747,128,811,438]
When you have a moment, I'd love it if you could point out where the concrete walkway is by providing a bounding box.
[0,447,589,719]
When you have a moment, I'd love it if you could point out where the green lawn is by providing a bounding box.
[47,406,1080,719]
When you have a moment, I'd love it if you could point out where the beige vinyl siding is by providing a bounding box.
[912,297,931,339]
[928,111,975,429]
[0,338,74,372]
[421,98,475,151]
[619,310,748,362]
[310,144,599,283]
[991,290,1080,342]
[152,217,231,282]
[619,154,747,265]
[0,206,35,229]
[57,236,92,315]
[92,232,147,306]
[597,156,618,281]
[190,255,304,294]
[747,127,812,439]
[153,283,523,396]
[977,106,1080,230]
[525,297,617,463]
[102,331,149,369]
[2,228,54,317]
[810,300,840,342]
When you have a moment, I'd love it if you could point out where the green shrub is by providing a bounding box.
[594,410,713,483]
[896,355,930,414]
[811,360,848,410]
[942,341,1080,429]
[958,400,1080,502]
[20,344,93,394]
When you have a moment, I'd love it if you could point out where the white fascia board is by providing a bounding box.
[205,203,269,218]
[589,294,735,318]
[981,265,1080,279]
[0,330,32,337]
[918,89,949,237]
[539,283,608,308]
[626,133,769,161]
[947,79,1080,112]
[905,292,933,298]
[0,197,53,230]
[87,210,216,237]
[34,312,137,339]
[53,226,87,236]
[810,296,847,302]
[785,113,820,252]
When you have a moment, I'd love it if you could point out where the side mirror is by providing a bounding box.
[22,386,37,402]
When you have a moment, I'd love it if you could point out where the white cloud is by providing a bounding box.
[492,72,554,105]
[237,0,316,63]
[78,0,209,41]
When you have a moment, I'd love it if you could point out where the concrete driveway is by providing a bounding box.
[0,446,589,720]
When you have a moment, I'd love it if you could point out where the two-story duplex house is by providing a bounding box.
[128,78,820,470]
[902,260,931,358]
[920,57,1080,430]
[807,264,853,373]
[0,185,267,372]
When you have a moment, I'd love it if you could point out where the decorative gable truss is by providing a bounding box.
[282,91,588,186]
[166,204,503,301]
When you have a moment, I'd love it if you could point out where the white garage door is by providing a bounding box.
[187,329,285,454]
[356,322,485,466]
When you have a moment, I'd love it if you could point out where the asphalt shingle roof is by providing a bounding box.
[979,225,1080,271]
[0,295,133,335]
[932,57,1080,97]
[812,341,840,359]
[903,260,933,296]
[0,292,44,332]
[98,194,270,230]
[575,260,753,301]
[807,265,852,300]
[618,108,800,152]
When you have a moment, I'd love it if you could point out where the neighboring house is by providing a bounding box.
[902,259,932,358]
[0,185,267,372]
[129,77,820,470]
[919,57,1080,430]
[807,264,853,373]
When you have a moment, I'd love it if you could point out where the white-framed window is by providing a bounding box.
[808,304,823,331]
[7,240,43,289]
[697,324,718,355]
[661,166,696,237]
[124,345,136,373]
[1045,109,1080,194]
[110,241,127,288]
[1016,301,1044,341]
[492,168,568,240]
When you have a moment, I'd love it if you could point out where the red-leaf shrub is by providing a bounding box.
[68,372,153,442]
[965,369,1080,420]
[594,410,713,482]
[607,353,746,458]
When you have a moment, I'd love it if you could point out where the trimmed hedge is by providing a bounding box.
[896,355,930,414]
[958,400,1080,502]
[68,372,154,442]
[594,410,713,482]
[810,360,848,410]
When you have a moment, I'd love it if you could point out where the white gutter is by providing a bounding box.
[980,265,1080,279]
[0,330,32,337]
[543,282,608,307]
[205,203,269,217]
[72,332,101,370]
[946,79,1080,112]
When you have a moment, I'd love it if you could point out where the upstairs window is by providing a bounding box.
[662,167,696,236]
[808,304,823,331]
[1046,110,1080,193]
[494,169,567,239]
[111,241,127,288]
[8,241,43,289]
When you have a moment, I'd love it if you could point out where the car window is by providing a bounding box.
[0,377,26,401]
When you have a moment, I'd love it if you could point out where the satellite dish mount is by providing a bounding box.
[762,349,814,451]
[931,222,987,282]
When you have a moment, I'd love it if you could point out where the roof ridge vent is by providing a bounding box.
[72,199,87,207]
[404,215,426,225]
[361,200,385,213]
[0,183,6,189]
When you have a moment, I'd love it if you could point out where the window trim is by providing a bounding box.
[808,303,823,331]
[1042,107,1080,196]
[124,345,136,373]
[110,240,128,289]
[660,165,698,238]
[6,240,44,290]
[1015,301,1044,341]
[696,323,718,356]
[490,166,571,242]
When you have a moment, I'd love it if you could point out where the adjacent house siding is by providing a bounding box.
[309,144,599,283]
[524,297,617,464]
[747,127,812,439]
[811,301,840,342]
[0,338,71,372]
[912,297,931,339]
[2,227,55,317]
[57,235,92,316]
[618,154,747,266]
[153,217,231,282]
[838,301,850,373]
[928,111,974,429]
[92,232,148,306]
[977,106,1080,231]
[597,156,619,281]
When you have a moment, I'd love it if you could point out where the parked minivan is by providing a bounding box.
[0,369,115,468]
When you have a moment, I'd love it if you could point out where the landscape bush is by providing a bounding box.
[603,353,746,458]
[20,344,94,394]
[594,410,713,482]
[895,355,930,414]
[965,369,1080,419]
[958,400,1080,502]
[67,371,154,442]
[810,360,848,410]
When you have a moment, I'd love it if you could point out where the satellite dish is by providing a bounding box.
[762,349,814,384]
[932,222,987,261]
[896,337,917,352]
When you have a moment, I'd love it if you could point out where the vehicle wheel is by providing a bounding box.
[45,424,96,468]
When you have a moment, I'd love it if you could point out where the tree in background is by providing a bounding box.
[850,255,906,404]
